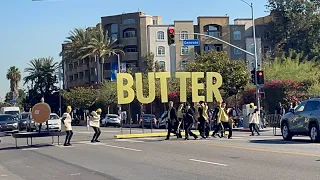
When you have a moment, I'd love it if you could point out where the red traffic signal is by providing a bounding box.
[256,70,264,85]
[168,28,175,45]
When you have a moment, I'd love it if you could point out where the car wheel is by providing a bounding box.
[281,122,293,141]
[309,123,319,143]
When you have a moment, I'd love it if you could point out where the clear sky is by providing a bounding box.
[0,0,269,101]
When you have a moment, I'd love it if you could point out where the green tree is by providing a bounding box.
[6,66,21,101]
[97,81,117,114]
[23,57,59,109]
[266,0,320,58]
[185,50,249,99]
[5,89,26,104]
[62,87,98,110]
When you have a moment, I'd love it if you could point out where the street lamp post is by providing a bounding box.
[111,52,122,134]
[240,0,261,113]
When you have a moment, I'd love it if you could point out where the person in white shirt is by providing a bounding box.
[62,106,73,146]
[90,108,102,143]
[248,108,260,136]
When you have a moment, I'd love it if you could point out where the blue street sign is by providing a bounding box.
[183,39,200,46]
[110,62,118,81]
[10,100,17,104]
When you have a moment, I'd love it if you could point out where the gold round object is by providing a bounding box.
[31,103,51,124]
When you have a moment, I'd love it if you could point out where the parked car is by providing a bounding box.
[280,98,320,143]
[102,114,121,127]
[0,114,19,133]
[20,112,36,132]
[35,113,61,132]
[139,114,158,128]
[157,112,168,129]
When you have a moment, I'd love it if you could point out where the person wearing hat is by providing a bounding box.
[61,106,73,146]
[89,108,102,142]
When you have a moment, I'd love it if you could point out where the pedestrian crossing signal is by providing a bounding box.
[168,28,175,45]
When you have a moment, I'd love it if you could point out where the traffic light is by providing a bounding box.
[251,69,256,84]
[167,28,175,45]
[256,70,265,85]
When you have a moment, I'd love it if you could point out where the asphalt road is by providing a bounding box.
[0,126,320,180]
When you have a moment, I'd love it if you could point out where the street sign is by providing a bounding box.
[183,39,200,46]
[10,100,17,104]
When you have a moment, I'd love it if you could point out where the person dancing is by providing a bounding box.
[90,108,102,142]
[61,106,73,146]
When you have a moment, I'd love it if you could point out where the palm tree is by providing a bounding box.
[24,57,59,95]
[82,25,124,83]
[6,66,21,101]
[60,28,95,84]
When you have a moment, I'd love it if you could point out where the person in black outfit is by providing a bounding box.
[197,101,206,139]
[165,101,178,140]
[184,104,198,140]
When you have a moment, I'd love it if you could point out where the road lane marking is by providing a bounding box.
[184,141,320,157]
[189,159,228,167]
[21,148,39,151]
[79,142,142,152]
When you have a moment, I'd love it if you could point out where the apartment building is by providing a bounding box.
[147,25,172,73]
[63,11,275,89]
[63,12,161,89]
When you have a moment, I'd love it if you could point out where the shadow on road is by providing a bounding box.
[0,144,53,151]
[250,139,312,144]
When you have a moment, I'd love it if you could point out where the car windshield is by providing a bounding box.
[5,111,19,115]
[0,115,14,122]
[21,114,29,119]
[50,115,59,119]
[108,115,118,118]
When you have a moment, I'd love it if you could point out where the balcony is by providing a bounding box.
[120,37,138,46]
[122,52,139,61]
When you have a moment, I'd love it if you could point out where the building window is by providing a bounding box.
[159,61,166,70]
[90,67,96,75]
[73,62,78,67]
[123,28,136,38]
[233,31,241,40]
[69,76,73,81]
[74,74,78,79]
[215,44,223,52]
[124,46,138,52]
[234,48,242,55]
[157,31,165,40]
[123,19,135,24]
[157,46,165,56]
[180,31,188,40]
[204,24,221,37]
[181,46,189,55]
[79,72,84,79]
[249,44,255,53]
[104,63,111,70]
[84,70,89,77]
[111,24,118,41]
[181,60,187,69]
[153,20,158,25]
[68,64,73,70]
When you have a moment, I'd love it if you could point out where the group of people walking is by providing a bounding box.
[60,106,102,146]
[164,100,239,140]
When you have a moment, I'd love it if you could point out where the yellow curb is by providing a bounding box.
[114,131,229,139]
